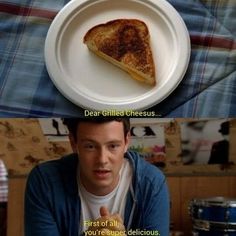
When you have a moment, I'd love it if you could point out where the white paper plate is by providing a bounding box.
[45,0,190,111]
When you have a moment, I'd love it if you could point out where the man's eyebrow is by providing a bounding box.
[80,138,97,142]
[106,140,123,144]
[79,139,123,144]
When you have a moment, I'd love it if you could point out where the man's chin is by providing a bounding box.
[94,180,112,188]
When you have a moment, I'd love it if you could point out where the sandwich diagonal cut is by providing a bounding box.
[83,19,156,86]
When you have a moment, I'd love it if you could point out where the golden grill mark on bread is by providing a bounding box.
[84,19,156,86]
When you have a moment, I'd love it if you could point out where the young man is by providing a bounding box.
[24,118,170,236]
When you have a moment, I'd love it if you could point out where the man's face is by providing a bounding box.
[70,121,130,196]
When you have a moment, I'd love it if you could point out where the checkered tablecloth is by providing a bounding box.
[0,0,235,117]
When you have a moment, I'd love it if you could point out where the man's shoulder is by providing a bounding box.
[26,153,78,195]
[126,151,167,203]
[38,153,76,168]
[28,153,77,178]
[126,151,165,182]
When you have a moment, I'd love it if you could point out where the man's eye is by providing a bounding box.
[109,143,120,149]
[84,144,95,149]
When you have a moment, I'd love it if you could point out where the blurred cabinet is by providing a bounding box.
[7,176,26,236]
[167,176,236,235]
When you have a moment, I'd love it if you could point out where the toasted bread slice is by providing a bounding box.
[83,19,156,86]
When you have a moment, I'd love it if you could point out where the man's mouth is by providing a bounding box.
[93,169,111,179]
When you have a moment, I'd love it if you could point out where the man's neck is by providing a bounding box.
[79,176,120,196]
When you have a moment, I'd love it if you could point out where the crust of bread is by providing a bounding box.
[83,19,156,86]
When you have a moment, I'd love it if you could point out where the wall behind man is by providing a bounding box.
[0,118,72,176]
[0,118,236,176]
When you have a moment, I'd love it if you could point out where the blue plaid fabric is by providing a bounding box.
[0,0,235,117]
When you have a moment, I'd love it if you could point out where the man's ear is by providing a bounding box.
[124,131,131,153]
[69,133,77,153]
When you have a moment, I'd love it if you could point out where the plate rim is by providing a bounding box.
[45,0,191,111]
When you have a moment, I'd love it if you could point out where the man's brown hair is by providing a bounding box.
[63,117,130,140]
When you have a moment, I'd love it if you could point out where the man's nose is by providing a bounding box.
[97,147,109,164]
